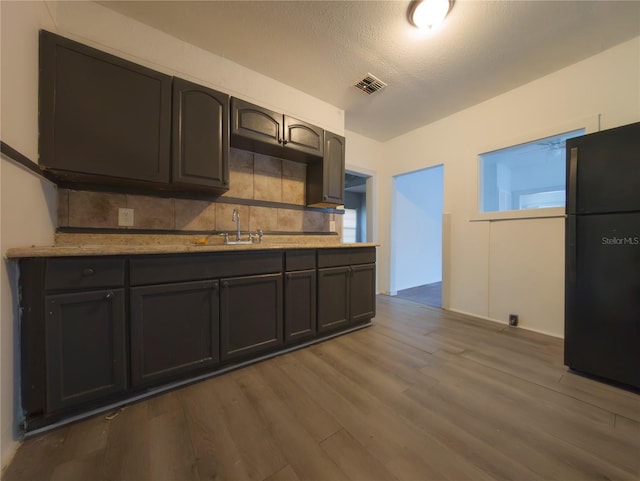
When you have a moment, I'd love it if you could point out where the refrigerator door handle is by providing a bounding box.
[567,147,578,214]
[566,216,577,284]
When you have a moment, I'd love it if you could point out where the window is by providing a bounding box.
[342,209,357,243]
[479,129,584,213]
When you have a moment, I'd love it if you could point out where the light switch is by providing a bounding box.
[118,208,134,227]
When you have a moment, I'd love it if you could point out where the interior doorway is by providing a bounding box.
[391,165,444,307]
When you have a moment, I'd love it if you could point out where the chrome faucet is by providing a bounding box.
[232,209,241,241]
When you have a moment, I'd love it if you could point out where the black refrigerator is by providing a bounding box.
[565,121,640,389]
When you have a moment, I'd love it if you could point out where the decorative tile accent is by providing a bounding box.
[68,190,126,228]
[175,199,216,231]
[277,209,304,232]
[282,176,305,205]
[303,211,329,232]
[249,206,278,232]
[334,212,343,235]
[222,149,254,199]
[57,188,69,227]
[56,149,340,237]
[255,170,282,202]
[254,154,282,175]
[216,203,250,232]
[127,195,175,230]
[282,159,305,180]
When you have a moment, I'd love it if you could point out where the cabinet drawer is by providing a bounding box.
[45,258,125,291]
[317,247,376,268]
[350,248,376,266]
[131,251,283,286]
[285,250,316,271]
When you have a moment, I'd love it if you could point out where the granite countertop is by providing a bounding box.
[5,233,378,259]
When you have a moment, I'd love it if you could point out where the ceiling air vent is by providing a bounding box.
[354,73,387,95]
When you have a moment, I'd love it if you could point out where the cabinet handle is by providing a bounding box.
[105,292,114,300]
[222,281,229,289]
[82,268,95,276]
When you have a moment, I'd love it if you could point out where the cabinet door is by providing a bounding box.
[220,273,283,360]
[350,264,376,324]
[172,77,229,190]
[284,269,317,343]
[230,98,283,157]
[306,131,345,206]
[130,280,219,387]
[39,31,171,183]
[45,289,126,412]
[317,266,350,332]
[323,132,346,205]
[284,116,323,160]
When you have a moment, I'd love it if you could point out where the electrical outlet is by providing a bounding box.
[118,208,134,227]
[509,314,519,327]
[330,220,336,231]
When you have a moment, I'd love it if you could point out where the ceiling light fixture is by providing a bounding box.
[408,0,454,30]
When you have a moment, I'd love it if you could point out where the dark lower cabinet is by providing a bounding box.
[220,273,283,360]
[130,280,219,388]
[19,247,375,431]
[350,264,376,323]
[317,247,377,333]
[317,266,350,333]
[45,289,127,412]
[284,269,317,343]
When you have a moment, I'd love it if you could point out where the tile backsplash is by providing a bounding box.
[57,148,336,234]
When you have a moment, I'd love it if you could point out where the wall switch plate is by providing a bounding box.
[330,220,336,231]
[118,208,134,227]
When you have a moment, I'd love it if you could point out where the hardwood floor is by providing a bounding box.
[396,282,442,308]
[3,295,639,481]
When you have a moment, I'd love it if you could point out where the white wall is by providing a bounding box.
[375,36,640,337]
[1,1,58,468]
[344,130,385,251]
[0,0,346,467]
[392,166,443,292]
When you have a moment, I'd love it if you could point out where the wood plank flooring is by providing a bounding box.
[3,295,639,481]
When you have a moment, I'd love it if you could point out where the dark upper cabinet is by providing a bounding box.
[130,280,220,388]
[230,98,282,155]
[307,132,345,206]
[231,98,323,163]
[283,116,324,159]
[220,273,283,361]
[45,289,127,412]
[39,30,172,184]
[172,78,229,191]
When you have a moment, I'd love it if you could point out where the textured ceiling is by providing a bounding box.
[100,0,640,141]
